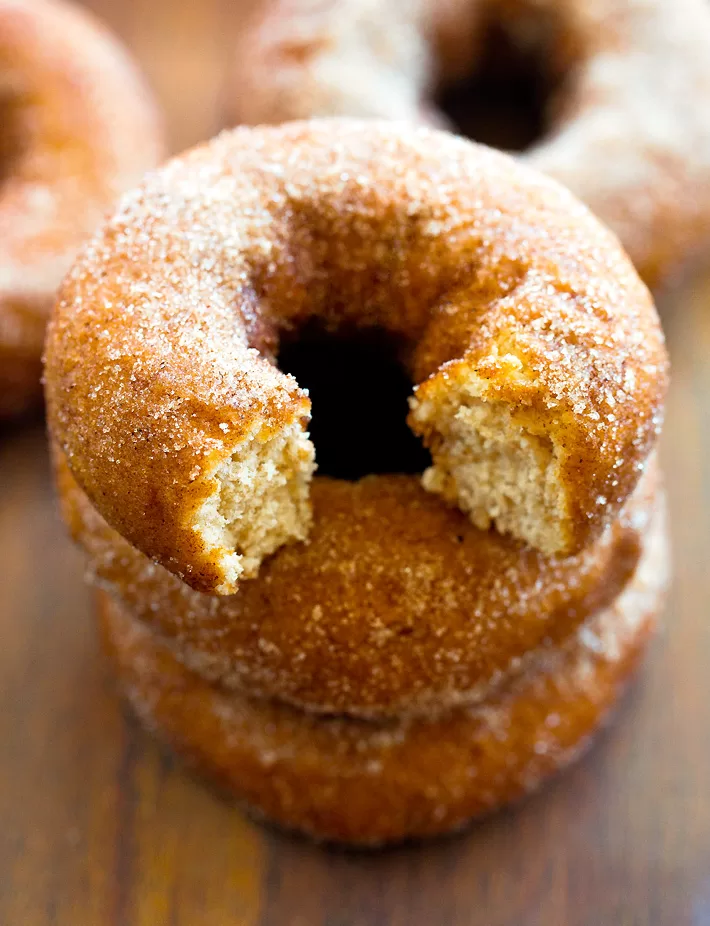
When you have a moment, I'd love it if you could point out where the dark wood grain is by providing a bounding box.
[1,2,710,923]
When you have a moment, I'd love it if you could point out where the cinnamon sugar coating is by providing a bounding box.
[58,447,659,717]
[96,499,668,846]
[0,0,164,416]
[229,0,710,286]
[45,121,667,594]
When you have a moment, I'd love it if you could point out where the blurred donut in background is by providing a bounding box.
[228,0,710,288]
[0,0,164,419]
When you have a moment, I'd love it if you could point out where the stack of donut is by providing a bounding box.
[45,120,670,845]
[0,0,163,418]
[228,0,710,288]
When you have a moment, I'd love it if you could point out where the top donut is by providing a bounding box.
[44,121,667,595]
[228,0,710,286]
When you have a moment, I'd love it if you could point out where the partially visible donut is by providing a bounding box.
[229,0,710,286]
[57,446,660,717]
[0,0,164,417]
[96,495,668,846]
[45,121,667,596]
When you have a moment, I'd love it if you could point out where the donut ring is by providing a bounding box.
[96,498,668,846]
[229,0,710,286]
[57,447,659,717]
[0,0,164,417]
[45,121,667,597]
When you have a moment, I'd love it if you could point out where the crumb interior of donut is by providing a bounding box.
[433,18,563,153]
[410,371,569,556]
[197,420,315,592]
[278,325,431,480]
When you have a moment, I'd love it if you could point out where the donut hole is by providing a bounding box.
[278,324,431,480]
[433,17,564,152]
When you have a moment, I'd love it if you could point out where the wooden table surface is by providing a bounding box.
[2,1,710,923]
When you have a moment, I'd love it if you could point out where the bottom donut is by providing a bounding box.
[96,505,668,846]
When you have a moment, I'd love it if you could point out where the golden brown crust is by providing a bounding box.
[45,120,667,594]
[0,0,164,417]
[229,0,710,287]
[58,445,659,717]
[96,500,668,846]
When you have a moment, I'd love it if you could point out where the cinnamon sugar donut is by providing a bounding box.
[96,498,668,846]
[45,121,667,597]
[229,0,710,286]
[57,447,659,717]
[0,0,163,417]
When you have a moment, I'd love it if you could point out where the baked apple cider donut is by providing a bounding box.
[229,0,710,286]
[47,121,670,843]
[56,449,661,717]
[96,496,668,845]
[0,0,163,417]
[45,121,668,598]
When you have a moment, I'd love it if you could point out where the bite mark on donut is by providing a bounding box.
[195,418,315,595]
[410,370,569,556]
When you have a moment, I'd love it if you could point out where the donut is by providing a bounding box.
[45,121,668,598]
[96,497,668,846]
[0,0,164,417]
[56,446,660,717]
[228,0,710,286]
